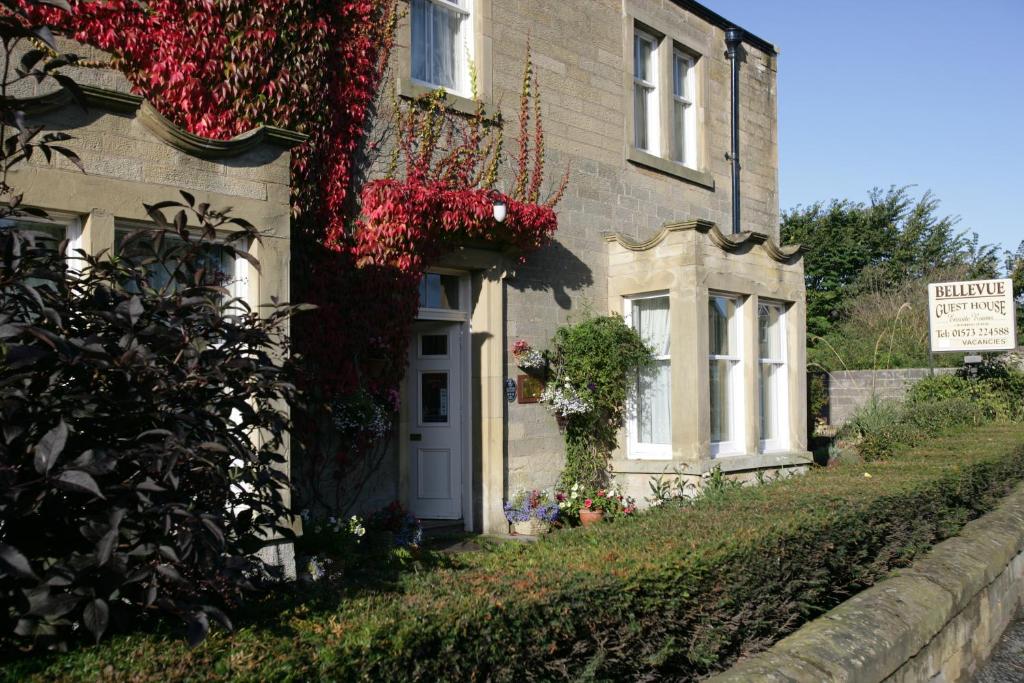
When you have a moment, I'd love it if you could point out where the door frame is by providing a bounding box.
[401,269,473,530]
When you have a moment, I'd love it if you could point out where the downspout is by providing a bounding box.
[725,27,743,235]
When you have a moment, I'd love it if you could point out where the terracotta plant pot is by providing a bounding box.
[578,509,605,527]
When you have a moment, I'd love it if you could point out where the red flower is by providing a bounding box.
[584,499,593,509]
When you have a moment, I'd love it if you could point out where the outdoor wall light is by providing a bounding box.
[492,197,507,223]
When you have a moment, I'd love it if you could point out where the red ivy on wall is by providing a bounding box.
[23,2,564,465]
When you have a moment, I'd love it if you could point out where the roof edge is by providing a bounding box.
[667,0,777,55]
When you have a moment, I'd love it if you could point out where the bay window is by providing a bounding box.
[627,294,671,459]
[758,302,788,451]
[633,29,659,154]
[411,0,473,96]
[709,294,743,455]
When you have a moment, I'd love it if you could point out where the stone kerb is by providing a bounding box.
[707,482,1024,683]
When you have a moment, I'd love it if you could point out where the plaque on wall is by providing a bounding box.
[517,374,544,404]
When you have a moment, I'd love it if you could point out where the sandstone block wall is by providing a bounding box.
[828,368,959,427]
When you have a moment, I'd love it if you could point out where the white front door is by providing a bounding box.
[408,322,463,519]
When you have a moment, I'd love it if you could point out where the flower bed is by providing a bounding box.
[9,423,1024,681]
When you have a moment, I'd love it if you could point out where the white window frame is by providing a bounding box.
[0,212,82,257]
[709,293,745,457]
[758,301,789,453]
[671,48,697,168]
[625,292,672,460]
[113,221,251,308]
[633,28,660,155]
[410,0,475,98]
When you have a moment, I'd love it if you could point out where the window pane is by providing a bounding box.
[634,83,649,151]
[709,296,733,356]
[421,333,448,356]
[638,359,671,444]
[418,273,460,309]
[710,358,731,442]
[673,53,687,97]
[632,296,670,355]
[116,229,234,294]
[0,218,65,246]
[673,100,687,163]
[421,372,450,424]
[634,34,652,81]
[411,0,465,90]
[760,362,776,441]
[758,303,782,360]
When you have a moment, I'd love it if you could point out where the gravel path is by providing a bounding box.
[974,610,1024,682]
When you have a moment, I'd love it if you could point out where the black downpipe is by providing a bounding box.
[725,27,743,235]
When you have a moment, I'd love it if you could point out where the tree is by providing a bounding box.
[782,186,998,342]
[1008,240,1024,342]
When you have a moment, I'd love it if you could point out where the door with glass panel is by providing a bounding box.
[407,321,462,519]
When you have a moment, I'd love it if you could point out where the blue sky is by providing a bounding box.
[709,0,1023,255]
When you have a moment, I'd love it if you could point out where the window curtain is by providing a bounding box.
[411,0,463,91]
[635,298,671,445]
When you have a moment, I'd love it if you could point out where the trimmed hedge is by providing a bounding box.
[7,423,1024,682]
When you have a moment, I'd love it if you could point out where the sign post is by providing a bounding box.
[927,278,1018,355]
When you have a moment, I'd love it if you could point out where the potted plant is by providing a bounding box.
[503,489,559,535]
[556,483,638,528]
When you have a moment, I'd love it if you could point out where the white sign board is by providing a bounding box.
[928,278,1017,352]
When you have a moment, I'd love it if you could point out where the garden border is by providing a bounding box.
[709,480,1024,682]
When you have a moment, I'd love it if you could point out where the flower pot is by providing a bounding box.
[555,414,569,430]
[578,509,605,527]
[511,519,551,536]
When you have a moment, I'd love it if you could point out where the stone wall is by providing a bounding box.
[827,368,958,427]
[708,482,1024,683]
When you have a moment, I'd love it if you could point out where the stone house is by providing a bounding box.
[383,0,810,533]
[7,47,303,569]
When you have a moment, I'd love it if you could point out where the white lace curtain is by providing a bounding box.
[411,0,467,92]
[634,297,671,445]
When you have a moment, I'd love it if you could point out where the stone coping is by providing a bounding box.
[707,481,1024,682]
[602,218,807,264]
[12,84,308,159]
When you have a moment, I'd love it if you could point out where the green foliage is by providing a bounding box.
[0,197,301,649]
[9,424,1024,681]
[783,186,999,345]
[545,314,652,488]
[842,362,1024,460]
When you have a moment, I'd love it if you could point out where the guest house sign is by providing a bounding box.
[928,278,1017,352]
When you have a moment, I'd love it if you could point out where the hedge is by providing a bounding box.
[7,423,1024,682]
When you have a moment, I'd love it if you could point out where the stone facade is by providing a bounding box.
[384,0,806,531]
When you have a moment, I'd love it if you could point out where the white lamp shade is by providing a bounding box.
[492,201,507,223]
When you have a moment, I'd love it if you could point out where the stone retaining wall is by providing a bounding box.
[708,482,1024,682]
[827,368,958,427]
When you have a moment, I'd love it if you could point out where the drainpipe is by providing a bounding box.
[725,27,743,235]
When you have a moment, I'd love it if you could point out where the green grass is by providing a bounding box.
[6,423,1024,682]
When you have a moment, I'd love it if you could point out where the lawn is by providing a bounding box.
[6,422,1024,682]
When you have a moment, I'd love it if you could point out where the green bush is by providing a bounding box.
[908,367,1024,423]
[8,423,1024,681]
[841,396,986,461]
